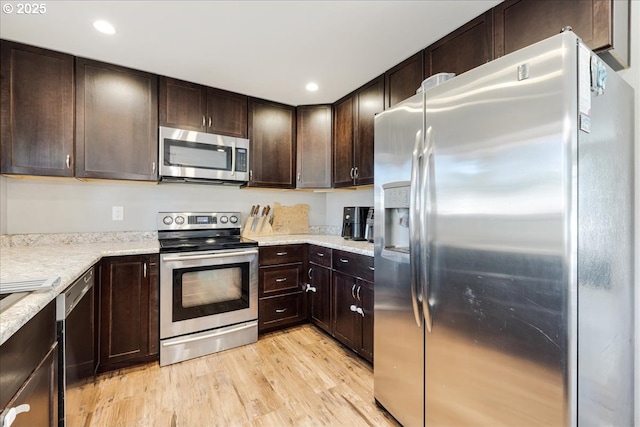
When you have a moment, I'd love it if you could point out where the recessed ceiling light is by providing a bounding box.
[306,82,319,92]
[93,20,116,35]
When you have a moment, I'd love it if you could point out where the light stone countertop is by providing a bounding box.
[0,240,160,345]
[252,234,374,257]
[0,234,372,345]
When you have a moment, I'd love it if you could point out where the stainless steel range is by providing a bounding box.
[158,211,258,366]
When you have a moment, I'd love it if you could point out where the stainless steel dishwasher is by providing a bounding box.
[56,267,95,427]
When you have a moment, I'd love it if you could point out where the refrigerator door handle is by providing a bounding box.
[421,138,433,333]
[409,130,423,328]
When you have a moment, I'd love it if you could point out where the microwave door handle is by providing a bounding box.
[231,140,236,176]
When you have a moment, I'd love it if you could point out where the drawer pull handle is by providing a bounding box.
[275,278,287,282]
[3,404,31,427]
[276,252,288,256]
[316,253,324,257]
[340,259,349,263]
[275,308,287,313]
[368,266,375,271]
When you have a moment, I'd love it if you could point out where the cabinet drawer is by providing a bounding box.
[309,245,332,268]
[333,250,360,276]
[358,256,375,283]
[259,292,305,332]
[332,250,374,282]
[259,245,304,266]
[260,265,301,296]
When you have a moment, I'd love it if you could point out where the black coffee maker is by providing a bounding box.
[341,206,369,241]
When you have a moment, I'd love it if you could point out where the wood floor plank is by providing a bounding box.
[67,324,400,427]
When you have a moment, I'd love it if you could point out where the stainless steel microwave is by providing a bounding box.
[159,126,249,185]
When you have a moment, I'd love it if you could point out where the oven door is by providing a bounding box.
[160,248,258,339]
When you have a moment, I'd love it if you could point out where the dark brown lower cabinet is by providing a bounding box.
[332,273,373,363]
[258,245,307,333]
[307,264,332,334]
[0,300,58,427]
[98,254,159,372]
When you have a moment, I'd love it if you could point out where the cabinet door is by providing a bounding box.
[358,280,374,363]
[308,264,332,334]
[332,271,359,350]
[354,75,384,186]
[332,94,355,188]
[159,77,207,132]
[248,98,296,188]
[1,345,57,427]
[98,255,151,372]
[1,41,74,177]
[296,105,332,189]
[206,87,248,138]
[494,0,612,58]
[424,11,494,78]
[385,51,424,108]
[147,256,160,358]
[76,59,158,181]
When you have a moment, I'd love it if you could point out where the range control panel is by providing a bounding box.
[158,212,240,230]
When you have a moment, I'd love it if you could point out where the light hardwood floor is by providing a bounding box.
[67,324,400,427]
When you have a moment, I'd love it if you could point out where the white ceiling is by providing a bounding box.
[0,1,502,106]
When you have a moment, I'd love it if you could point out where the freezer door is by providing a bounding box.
[423,34,579,426]
[577,52,635,426]
[374,92,425,427]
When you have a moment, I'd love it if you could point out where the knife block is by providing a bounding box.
[241,216,273,237]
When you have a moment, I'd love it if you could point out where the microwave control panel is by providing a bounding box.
[236,148,248,172]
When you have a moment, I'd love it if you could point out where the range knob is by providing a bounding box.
[230,215,238,224]
[163,216,173,225]
[220,216,229,224]
[175,216,185,225]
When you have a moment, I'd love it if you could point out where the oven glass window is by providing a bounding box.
[164,138,232,171]
[182,268,242,308]
[173,263,249,322]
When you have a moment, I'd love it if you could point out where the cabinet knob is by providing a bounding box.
[350,167,355,179]
[305,283,317,293]
[354,167,359,179]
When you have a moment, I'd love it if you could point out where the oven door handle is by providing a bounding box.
[161,322,256,347]
[162,249,258,263]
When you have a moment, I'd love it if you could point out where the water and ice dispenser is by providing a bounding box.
[382,182,410,253]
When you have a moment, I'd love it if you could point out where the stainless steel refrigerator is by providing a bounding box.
[373,31,634,427]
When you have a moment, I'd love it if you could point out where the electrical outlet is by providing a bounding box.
[112,206,124,221]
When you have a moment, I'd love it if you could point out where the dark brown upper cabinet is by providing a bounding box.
[424,11,494,79]
[296,105,332,189]
[493,0,628,70]
[353,75,384,186]
[248,98,296,188]
[332,94,354,188]
[159,77,248,138]
[385,51,424,108]
[333,75,384,188]
[75,58,158,181]
[1,41,74,177]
